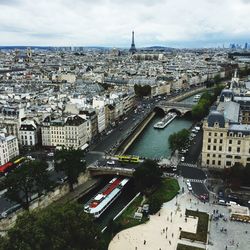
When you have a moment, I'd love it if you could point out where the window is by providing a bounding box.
[235,156,241,159]
[218,154,221,158]
[237,147,240,153]
[208,145,211,150]
[208,138,211,143]
[220,133,223,137]
[219,146,222,151]
[226,161,231,166]
[207,153,210,157]
[215,133,217,137]
[238,140,241,145]
[209,132,211,136]
[214,139,217,143]
[206,159,210,165]
[229,140,232,144]
[213,154,216,157]
[212,160,215,165]
[218,161,221,166]
[228,146,232,152]
[213,146,216,150]
[220,139,223,143]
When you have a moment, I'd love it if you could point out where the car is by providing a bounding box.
[107,160,115,165]
[47,152,54,157]
[218,199,227,206]
[181,156,185,162]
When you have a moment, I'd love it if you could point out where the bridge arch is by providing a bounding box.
[154,106,166,115]
[166,108,182,116]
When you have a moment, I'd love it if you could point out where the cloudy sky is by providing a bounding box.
[0,0,250,48]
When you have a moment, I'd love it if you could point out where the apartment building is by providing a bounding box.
[41,115,89,149]
[0,133,19,165]
[19,120,39,147]
[202,110,250,169]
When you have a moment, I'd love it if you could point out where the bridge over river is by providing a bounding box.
[155,101,195,116]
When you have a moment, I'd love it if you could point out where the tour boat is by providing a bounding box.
[154,112,177,129]
[84,177,129,218]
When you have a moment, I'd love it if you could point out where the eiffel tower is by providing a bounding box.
[129,31,137,54]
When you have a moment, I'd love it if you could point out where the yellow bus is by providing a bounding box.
[117,155,140,163]
[13,157,26,165]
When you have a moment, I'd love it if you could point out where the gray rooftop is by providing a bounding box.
[229,124,250,135]
[217,101,239,123]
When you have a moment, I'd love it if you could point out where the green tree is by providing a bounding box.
[0,203,102,250]
[168,129,190,152]
[133,159,161,195]
[55,148,86,191]
[213,74,221,83]
[3,160,52,210]
[134,84,151,97]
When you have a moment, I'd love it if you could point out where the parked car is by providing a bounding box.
[47,152,54,157]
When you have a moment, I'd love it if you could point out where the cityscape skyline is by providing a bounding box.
[0,0,250,48]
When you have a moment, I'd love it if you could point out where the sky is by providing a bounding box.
[0,0,250,48]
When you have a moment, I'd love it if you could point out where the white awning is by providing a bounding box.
[81,143,89,150]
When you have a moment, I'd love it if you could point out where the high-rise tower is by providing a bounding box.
[129,31,137,54]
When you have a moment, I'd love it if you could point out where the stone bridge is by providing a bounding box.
[154,101,195,116]
[87,165,135,177]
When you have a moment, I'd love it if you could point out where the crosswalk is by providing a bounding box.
[179,162,197,168]
[188,179,204,183]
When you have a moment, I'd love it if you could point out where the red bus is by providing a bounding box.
[0,162,15,176]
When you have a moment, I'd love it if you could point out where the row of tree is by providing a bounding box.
[223,163,250,189]
[3,148,86,211]
[134,84,151,97]
[168,129,190,152]
[0,203,102,250]
[191,84,224,120]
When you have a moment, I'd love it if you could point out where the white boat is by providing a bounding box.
[193,94,201,102]
[84,177,129,218]
[154,112,177,129]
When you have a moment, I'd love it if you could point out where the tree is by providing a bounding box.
[55,148,86,191]
[134,84,151,97]
[133,159,161,195]
[0,203,102,250]
[168,129,190,152]
[3,160,52,210]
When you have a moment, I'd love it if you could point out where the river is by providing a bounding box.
[79,92,200,227]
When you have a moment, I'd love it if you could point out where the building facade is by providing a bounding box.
[41,115,89,149]
[202,111,250,169]
[0,133,19,165]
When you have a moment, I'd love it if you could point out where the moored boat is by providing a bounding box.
[154,112,177,129]
[84,177,129,218]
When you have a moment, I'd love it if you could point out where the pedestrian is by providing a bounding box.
[169,240,171,245]
[144,240,146,245]
[135,247,137,250]
[163,228,165,233]
[225,246,227,250]
[166,227,168,231]
[166,235,167,239]
[172,233,174,238]
[118,234,119,239]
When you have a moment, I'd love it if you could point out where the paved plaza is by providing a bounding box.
[109,177,250,250]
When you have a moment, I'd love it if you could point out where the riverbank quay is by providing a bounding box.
[116,111,156,155]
